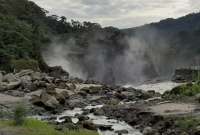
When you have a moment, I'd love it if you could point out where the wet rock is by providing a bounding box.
[76,114,89,121]
[60,116,72,123]
[78,91,88,97]
[82,120,97,131]
[98,125,113,131]
[115,129,128,134]
[93,108,105,116]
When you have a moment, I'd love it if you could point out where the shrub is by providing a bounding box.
[176,116,200,130]
[163,83,200,99]
[13,104,27,126]
[11,59,40,72]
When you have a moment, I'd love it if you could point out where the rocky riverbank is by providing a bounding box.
[1,69,200,135]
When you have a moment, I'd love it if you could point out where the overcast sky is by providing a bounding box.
[32,0,200,28]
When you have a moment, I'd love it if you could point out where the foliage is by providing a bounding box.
[163,83,200,99]
[11,59,39,72]
[13,104,27,126]
[0,119,98,135]
[175,116,200,131]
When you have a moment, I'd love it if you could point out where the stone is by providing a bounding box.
[59,116,72,123]
[80,86,100,94]
[7,90,24,97]
[3,73,18,82]
[194,126,200,135]
[98,125,113,131]
[44,96,60,109]
[46,83,56,95]
[82,121,97,131]
[31,72,44,81]
[115,129,128,134]
[48,66,69,79]
[0,72,3,82]
[55,91,69,104]
[76,114,89,121]
[0,83,7,91]
[40,91,60,109]
[15,69,34,78]
[195,94,200,103]
[20,75,37,91]
[30,95,44,106]
[93,108,104,116]
[143,127,157,135]
[6,81,21,90]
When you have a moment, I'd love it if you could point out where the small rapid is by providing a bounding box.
[56,105,142,135]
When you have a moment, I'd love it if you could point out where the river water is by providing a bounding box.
[56,105,142,135]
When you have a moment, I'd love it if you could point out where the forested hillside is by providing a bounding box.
[1,0,200,84]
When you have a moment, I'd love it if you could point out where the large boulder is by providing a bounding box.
[46,83,57,95]
[6,81,21,90]
[40,91,60,110]
[55,91,69,104]
[44,96,60,110]
[48,66,69,79]
[3,73,18,83]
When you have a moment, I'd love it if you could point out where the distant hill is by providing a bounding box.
[123,12,200,35]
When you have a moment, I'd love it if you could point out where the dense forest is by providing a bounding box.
[1,0,200,84]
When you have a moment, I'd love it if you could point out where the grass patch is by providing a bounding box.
[0,119,98,135]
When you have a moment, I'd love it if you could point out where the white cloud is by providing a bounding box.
[31,0,200,28]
